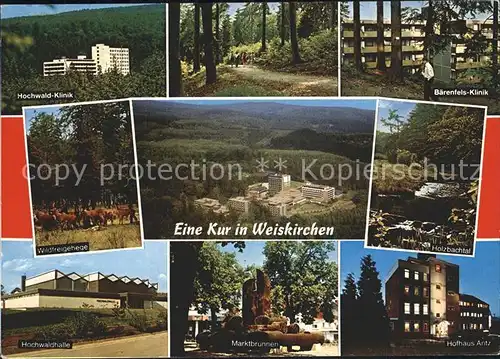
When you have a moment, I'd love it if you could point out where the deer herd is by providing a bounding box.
[33,203,139,231]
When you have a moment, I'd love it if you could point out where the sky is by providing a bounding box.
[163,99,378,111]
[1,240,168,293]
[376,99,417,133]
[220,241,337,268]
[227,2,280,17]
[347,1,489,21]
[24,107,58,133]
[340,241,500,317]
[0,4,150,19]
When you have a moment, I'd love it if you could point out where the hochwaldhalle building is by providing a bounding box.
[2,270,167,310]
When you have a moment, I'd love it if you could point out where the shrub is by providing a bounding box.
[126,309,149,332]
[374,152,388,160]
[64,312,107,338]
[155,310,168,331]
[396,149,417,166]
[34,323,73,341]
[112,305,126,319]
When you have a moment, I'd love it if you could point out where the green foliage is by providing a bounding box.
[27,101,136,206]
[263,241,337,324]
[155,309,168,331]
[34,323,73,341]
[193,242,245,317]
[112,305,126,319]
[126,309,149,332]
[1,5,166,114]
[396,149,416,166]
[64,312,107,337]
[377,103,484,169]
[342,256,390,348]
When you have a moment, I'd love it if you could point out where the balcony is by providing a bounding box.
[455,61,488,70]
[343,29,425,38]
[403,45,424,52]
[344,45,424,54]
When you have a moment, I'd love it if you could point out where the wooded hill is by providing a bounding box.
[2,5,165,80]
[2,5,166,114]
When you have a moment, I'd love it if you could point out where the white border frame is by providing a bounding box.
[130,95,379,241]
[364,96,489,258]
[22,98,145,258]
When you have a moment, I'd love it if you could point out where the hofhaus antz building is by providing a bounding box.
[385,254,491,339]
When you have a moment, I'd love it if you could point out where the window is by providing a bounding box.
[414,287,420,296]
[404,322,411,332]
[414,303,420,315]
[414,322,420,332]
[404,285,410,295]
[448,306,456,312]
[480,324,483,329]
[390,322,395,331]
[423,321,429,332]
[423,287,429,297]
[436,313,441,318]
[423,304,429,315]
[435,264,442,273]
[405,302,411,314]
[436,299,441,304]
[404,269,410,278]
[414,271,419,280]
[423,273,428,282]
[436,285,441,290]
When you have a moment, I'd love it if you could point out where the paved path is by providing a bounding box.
[9,332,168,358]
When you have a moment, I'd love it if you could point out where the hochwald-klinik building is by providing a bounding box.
[43,43,130,76]
[2,270,167,310]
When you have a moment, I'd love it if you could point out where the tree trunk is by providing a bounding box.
[390,0,403,81]
[376,0,386,70]
[423,0,434,58]
[201,3,216,84]
[169,2,181,97]
[493,0,498,91]
[261,1,267,52]
[193,3,201,73]
[215,3,220,64]
[289,1,301,64]
[211,306,219,330]
[329,1,336,29]
[280,1,286,47]
[170,243,201,356]
[353,0,363,71]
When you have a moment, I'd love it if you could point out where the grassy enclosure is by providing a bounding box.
[35,224,142,251]
[26,101,143,253]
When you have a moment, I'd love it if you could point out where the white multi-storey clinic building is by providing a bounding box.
[43,55,98,76]
[91,43,130,75]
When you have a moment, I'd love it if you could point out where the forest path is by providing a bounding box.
[232,65,336,88]
[183,65,337,97]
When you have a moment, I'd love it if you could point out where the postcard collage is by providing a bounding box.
[1,1,500,358]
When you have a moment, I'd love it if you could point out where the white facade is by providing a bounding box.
[43,56,97,77]
[2,293,120,309]
[301,183,335,202]
[228,197,250,213]
[91,44,130,75]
